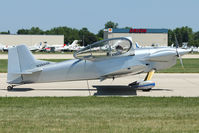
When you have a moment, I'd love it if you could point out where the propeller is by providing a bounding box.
[174,35,184,68]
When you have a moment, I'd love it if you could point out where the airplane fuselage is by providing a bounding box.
[21,47,187,84]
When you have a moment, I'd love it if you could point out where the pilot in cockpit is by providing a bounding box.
[114,45,123,56]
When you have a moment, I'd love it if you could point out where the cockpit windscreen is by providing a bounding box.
[74,37,132,60]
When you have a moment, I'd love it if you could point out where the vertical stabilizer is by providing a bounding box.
[71,40,79,47]
[7,45,37,84]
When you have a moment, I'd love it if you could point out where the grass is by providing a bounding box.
[158,58,199,73]
[0,97,199,133]
[0,51,7,54]
[0,59,7,73]
[1,58,199,73]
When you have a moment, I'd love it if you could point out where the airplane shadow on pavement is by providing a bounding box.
[4,86,172,96]
[6,88,34,92]
[4,86,137,96]
[93,85,137,96]
[93,86,173,96]
[5,88,96,92]
[150,88,172,91]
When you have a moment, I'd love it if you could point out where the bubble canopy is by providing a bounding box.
[73,37,132,60]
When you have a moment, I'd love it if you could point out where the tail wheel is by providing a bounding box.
[7,86,13,91]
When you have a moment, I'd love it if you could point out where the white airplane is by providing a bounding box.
[2,45,15,52]
[44,40,83,52]
[42,44,65,52]
[6,37,191,91]
[66,40,84,51]
[28,43,43,52]
[136,42,175,49]
[191,46,199,53]
[52,44,67,52]
[0,43,4,51]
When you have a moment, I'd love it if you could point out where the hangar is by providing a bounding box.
[103,28,168,46]
[0,34,64,46]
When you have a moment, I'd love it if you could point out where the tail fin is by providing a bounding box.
[135,42,140,48]
[7,45,37,84]
[8,45,36,73]
[71,40,79,47]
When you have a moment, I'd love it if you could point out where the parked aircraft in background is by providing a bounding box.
[28,43,43,52]
[181,43,199,53]
[52,44,67,52]
[65,40,84,51]
[6,37,191,91]
[1,45,15,52]
[42,40,84,52]
[43,43,68,52]
[135,42,173,49]
[191,46,199,53]
[0,43,4,51]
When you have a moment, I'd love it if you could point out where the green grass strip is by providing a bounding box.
[0,97,199,133]
[157,58,199,73]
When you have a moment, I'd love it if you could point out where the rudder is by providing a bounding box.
[7,45,37,84]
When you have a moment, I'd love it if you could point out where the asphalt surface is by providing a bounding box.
[1,73,199,97]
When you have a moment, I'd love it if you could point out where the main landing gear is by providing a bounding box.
[128,70,156,92]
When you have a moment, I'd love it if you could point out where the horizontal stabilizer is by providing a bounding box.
[12,67,43,75]
[7,45,45,84]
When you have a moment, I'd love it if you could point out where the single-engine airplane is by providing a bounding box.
[7,37,190,91]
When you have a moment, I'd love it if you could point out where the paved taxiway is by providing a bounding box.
[0,73,199,97]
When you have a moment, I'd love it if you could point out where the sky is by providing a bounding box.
[0,0,198,34]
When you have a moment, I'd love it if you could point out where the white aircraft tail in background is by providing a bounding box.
[68,40,84,51]
[0,43,4,51]
[135,42,141,48]
[70,40,79,47]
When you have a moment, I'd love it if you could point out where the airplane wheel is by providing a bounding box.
[142,88,151,92]
[128,81,138,87]
[7,86,13,91]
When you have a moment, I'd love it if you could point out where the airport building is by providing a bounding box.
[0,34,64,46]
[104,28,168,46]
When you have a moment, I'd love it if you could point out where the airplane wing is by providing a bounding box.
[100,64,146,78]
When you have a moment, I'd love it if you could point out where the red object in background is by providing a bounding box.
[129,28,147,33]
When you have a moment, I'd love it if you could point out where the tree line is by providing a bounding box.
[17,27,99,46]
[169,26,199,47]
[0,21,199,47]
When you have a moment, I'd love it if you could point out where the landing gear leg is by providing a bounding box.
[142,69,155,91]
[144,69,155,81]
[128,70,155,91]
